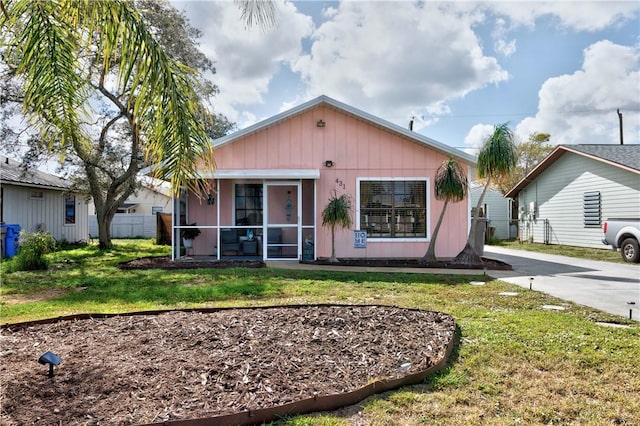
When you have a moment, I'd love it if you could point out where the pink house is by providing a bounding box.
[173,96,476,261]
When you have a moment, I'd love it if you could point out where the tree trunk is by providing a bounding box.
[83,145,138,250]
[454,177,491,265]
[421,200,449,264]
[453,242,482,264]
[328,225,338,263]
[95,207,116,249]
[468,177,491,248]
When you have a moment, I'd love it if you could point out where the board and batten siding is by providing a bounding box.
[470,186,512,240]
[206,104,473,258]
[2,184,89,242]
[517,153,640,249]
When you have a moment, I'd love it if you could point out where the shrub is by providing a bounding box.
[12,231,56,271]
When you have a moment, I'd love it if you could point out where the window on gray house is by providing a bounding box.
[583,191,601,227]
[65,195,76,225]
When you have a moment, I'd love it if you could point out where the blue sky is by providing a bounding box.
[175,1,640,153]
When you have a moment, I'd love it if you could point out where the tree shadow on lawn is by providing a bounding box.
[40,266,488,308]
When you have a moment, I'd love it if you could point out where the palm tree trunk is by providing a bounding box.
[329,225,338,262]
[454,177,492,264]
[468,176,491,248]
[421,200,449,264]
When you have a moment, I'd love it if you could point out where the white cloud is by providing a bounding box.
[172,0,313,123]
[515,40,640,145]
[291,1,508,126]
[168,0,638,145]
[492,17,517,57]
[485,1,638,32]
[464,123,495,153]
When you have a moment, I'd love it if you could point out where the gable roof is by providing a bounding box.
[212,95,477,165]
[505,144,640,198]
[0,157,71,191]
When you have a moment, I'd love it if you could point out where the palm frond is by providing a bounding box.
[322,192,353,229]
[434,157,468,203]
[2,0,216,197]
[3,0,90,150]
[235,0,278,29]
[477,122,517,180]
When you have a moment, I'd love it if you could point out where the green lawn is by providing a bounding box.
[491,240,626,263]
[1,239,638,425]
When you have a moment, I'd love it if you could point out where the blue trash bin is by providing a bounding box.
[4,224,21,258]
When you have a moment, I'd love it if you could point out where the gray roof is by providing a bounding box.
[506,144,640,198]
[566,144,640,171]
[0,157,71,190]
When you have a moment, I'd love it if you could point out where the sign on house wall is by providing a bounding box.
[354,230,367,248]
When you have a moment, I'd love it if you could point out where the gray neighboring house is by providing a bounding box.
[0,157,89,243]
[505,144,640,249]
[470,182,516,240]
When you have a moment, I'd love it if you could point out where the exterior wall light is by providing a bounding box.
[324,160,334,168]
[316,119,326,128]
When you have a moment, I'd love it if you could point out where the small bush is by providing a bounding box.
[12,231,56,271]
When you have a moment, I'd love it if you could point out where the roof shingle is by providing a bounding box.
[0,157,71,190]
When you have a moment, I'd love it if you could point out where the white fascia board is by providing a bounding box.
[199,169,320,180]
[212,95,478,165]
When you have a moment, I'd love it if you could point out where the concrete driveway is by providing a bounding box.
[485,246,640,321]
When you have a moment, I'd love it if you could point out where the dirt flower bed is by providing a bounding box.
[118,256,266,270]
[306,257,512,270]
[116,255,510,271]
[0,306,455,425]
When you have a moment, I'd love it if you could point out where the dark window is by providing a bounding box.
[360,180,427,238]
[65,195,76,225]
[235,184,263,226]
[583,191,601,227]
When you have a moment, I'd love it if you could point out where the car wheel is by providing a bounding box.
[620,238,640,263]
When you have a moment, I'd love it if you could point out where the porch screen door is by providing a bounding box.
[265,183,300,259]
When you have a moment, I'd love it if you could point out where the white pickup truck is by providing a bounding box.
[602,219,640,263]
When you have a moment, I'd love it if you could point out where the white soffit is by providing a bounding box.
[200,169,320,180]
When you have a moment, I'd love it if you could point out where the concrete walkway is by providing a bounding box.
[484,246,640,321]
[268,247,640,321]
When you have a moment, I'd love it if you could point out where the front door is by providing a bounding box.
[265,183,300,260]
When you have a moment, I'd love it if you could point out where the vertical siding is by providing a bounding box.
[88,214,157,238]
[207,105,474,259]
[2,185,89,242]
[470,186,511,239]
[517,153,640,249]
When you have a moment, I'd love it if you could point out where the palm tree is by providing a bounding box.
[421,157,468,264]
[0,0,276,248]
[455,123,517,264]
[322,191,353,263]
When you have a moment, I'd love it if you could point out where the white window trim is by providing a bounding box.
[64,194,76,227]
[356,177,430,242]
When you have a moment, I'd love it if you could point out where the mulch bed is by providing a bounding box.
[0,306,455,425]
[306,257,512,270]
[117,256,510,271]
[118,256,266,270]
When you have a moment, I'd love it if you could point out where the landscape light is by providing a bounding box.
[628,301,636,320]
[38,351,62,378]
